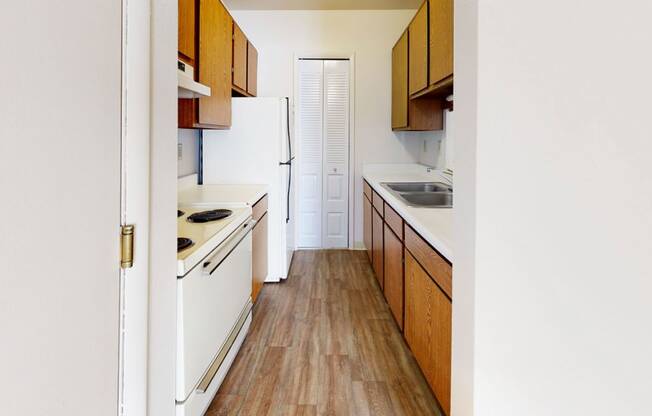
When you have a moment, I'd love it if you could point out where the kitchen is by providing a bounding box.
[2,1,652,416]
[174,0,454,413]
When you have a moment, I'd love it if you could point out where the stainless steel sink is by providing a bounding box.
[381,182,453,208]
[384,182,452,193]
[399,192,453,207]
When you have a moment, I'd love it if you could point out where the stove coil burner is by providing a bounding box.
[177,237,194,252]
[186,209,233,223]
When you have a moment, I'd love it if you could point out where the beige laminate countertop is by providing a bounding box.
[178,182,269,208]
[363,164,453,263]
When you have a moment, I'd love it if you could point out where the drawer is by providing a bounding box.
[372,190,384,217]
[363,180,372,201]
[176,312,252,416]
[252,194,268,222]
[384,202,403,240]
[404,225,452,298]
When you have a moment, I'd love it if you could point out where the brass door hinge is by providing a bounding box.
[121,225,135,269]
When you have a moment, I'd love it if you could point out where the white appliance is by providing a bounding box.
[203,97,295,281]
[178,59,211,98]
[176,206,254,416]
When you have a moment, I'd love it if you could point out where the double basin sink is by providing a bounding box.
[381,182,453,208]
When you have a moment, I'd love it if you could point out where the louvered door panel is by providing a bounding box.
[323,60,350,248]
[297,60,324,248]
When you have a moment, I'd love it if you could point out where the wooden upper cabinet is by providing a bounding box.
[197,0,232,127]
[178,0,195,62]
[404,250,451,415]
[247,42,258,96]
[392,31,408,129]
[429,0,454,86]
[232,23,247,92]
[392,27,443,131]
[409,1,429,95]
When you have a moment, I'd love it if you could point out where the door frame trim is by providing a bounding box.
[292,52,356,249]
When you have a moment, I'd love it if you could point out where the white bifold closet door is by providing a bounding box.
[297,59,350,248]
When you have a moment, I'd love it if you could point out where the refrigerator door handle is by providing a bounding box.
[284,97,293,223]
[279,156,295,166]
[286,162,292,223]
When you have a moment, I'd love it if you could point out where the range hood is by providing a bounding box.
[178,60,211,99]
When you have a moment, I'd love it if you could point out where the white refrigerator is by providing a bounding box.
[202,97,295,281]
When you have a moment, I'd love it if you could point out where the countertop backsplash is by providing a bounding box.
[178,129,200,178]
[418,108,454,170]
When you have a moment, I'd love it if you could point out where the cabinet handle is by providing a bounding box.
[202,218,256,276]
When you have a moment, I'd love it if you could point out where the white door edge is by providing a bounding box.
[119,0,151,414]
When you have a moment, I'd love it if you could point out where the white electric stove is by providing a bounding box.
[176,205,254,416]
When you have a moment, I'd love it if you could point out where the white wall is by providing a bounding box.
[148,0,178,414]
[178,129,200,177]
[230,9,423,246]
[454,0,652,415]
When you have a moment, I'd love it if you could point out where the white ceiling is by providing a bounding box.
[223,0,421,10]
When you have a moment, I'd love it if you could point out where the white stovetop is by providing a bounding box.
[362,164,453,262]
[177,206,252,276]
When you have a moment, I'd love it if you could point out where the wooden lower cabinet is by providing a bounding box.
[363,195,372,262]
[372,207,384,288]
[383,224,403,329]
[252,213,268,303]
[363,181,452,414]
[404,250,451,415]
[252,195,269,303]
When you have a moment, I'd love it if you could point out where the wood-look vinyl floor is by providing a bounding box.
[206,250,443,416]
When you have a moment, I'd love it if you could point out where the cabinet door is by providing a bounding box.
[198,0,232,127]
[392,31,408,129]
[384,224,403,329]
[372,207,384,288]
[429,0,453,85]
[409,1,429,95]
[247,42,258,96]
[363,194,372,262]
[232,23,247,91]
[252,213,268,303]
[405,250,451,415]
[178,0,195,61]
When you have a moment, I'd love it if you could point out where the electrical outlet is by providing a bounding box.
[178,143,183,161]
[423,140,427,153]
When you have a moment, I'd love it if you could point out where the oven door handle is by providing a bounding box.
[202,217,256,276]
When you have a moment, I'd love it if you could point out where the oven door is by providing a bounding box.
[176,217,254,402]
